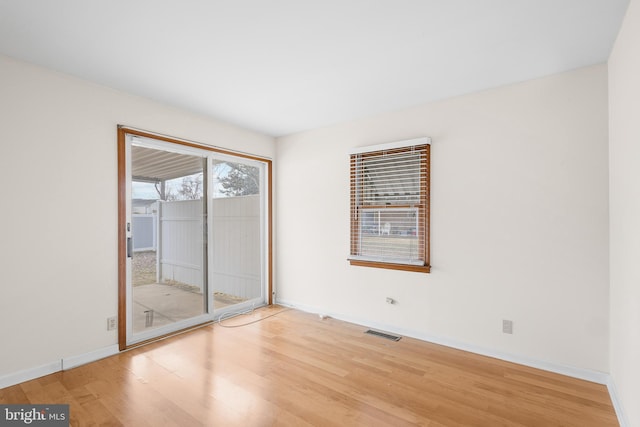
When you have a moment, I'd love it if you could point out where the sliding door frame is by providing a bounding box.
[117,126,273,351]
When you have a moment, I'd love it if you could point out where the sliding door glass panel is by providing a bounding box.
[210,158,265,313]
[127,138,209,344]
[122,131,269,347]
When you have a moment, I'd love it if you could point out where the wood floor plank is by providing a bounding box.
[0,306,618,426]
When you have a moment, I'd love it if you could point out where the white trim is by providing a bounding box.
[0,361,61,389]
[348,137,431,155]
[275,299,610,384]
[0,345,121,389]
[62,344,120,370]
[607,377,630,427]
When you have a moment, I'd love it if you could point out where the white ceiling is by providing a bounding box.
[0,0,629,137]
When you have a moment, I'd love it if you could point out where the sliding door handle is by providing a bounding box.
[127,237,133,258]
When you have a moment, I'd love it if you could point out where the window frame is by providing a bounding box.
[348,138,431,273]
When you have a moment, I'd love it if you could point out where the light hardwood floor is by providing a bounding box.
[0,306,618,426]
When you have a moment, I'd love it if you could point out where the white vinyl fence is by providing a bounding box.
[211,194,261,300]
[133,196,261,299]
[132,214,156,252]
[158,199,205,291]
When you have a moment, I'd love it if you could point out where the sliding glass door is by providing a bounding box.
[210,155,266,314]
[120,130,270,347]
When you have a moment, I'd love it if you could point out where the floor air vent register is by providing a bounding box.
[365,329,402,341]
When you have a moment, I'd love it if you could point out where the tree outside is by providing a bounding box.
[213,161,260,197]
[133,161,260,201]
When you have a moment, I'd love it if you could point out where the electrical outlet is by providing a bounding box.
[107,316,117,331]
[502,319,513,334]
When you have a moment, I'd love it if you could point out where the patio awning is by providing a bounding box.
[132,145,204,182]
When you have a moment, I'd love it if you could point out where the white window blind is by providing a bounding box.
[349,139,430,269]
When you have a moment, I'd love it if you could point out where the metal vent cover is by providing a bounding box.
[365,329,402,341]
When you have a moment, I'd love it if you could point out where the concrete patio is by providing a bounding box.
[132,284,246,332]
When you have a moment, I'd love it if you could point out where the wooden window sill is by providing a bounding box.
[348,259,431,273]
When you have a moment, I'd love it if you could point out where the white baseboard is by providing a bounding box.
[607,377,629,427]
[0,361,62,389]
[0,344,120,390]
[62,344,120,370]
[276,299,609,384]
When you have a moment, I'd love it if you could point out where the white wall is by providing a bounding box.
[609,0,640,424]
[276,64,610,373]
[0,54,275,378]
